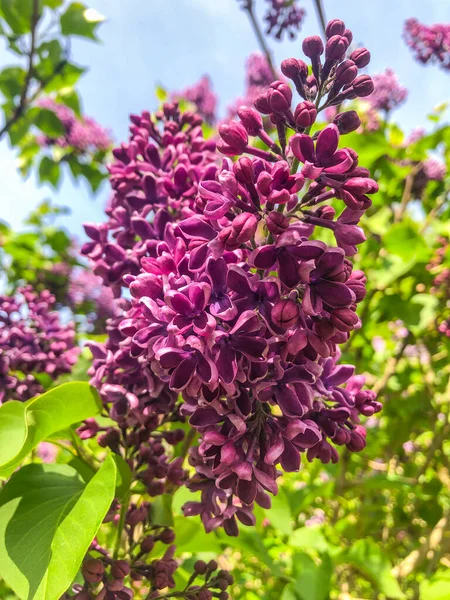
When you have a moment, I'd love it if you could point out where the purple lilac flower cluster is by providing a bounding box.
[264,0,305,41]
[68,268,121,324]
[72,555,232,600]
[426,237,450,337]
[174,76,218,124]
[367,68,408,113]
[226,52,275,118]
[36,97,111,152]
[81,103,218,297]
[85,19,380,537]
[0,286,79,402]
[404,18,450,71]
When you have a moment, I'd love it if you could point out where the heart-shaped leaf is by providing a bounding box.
[0,456,116,600]
[0,382,102,478]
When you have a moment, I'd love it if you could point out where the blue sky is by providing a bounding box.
[1,0,449,241]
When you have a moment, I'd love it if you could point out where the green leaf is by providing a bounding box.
[383,222,430,263]
[34,108,65,137]
[420,570,450,600]
[43,62,85,93]
[0,382,102,477]
[151,494,174,527]
[293,552,332,600]
[60,2,104,40]
[0,457,116,600]
[266,487,293,535]
[0,0,33,34]
[155,85,168,102]
[0,66,26,98]
[111,454,132,501]
[38,156,60,187]
[290,527,328,554]
[173,516,222,553]
[340,538,404,598]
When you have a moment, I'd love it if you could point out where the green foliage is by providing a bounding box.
[0,382,102,477]
[0,457,116,600]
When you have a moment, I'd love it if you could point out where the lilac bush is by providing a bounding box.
[367,68,408,113]
[0,286,79,402]
[37,97,112,152]
[404,18,450,71]
[85,18,380,538]
[174,76,218,124]
[263,0,305,41]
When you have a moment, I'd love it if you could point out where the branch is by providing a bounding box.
[0,0,40,141]
[312,0,327,37]
[394,163,422,223]
[242,0,278,80]
[372,333,412,396]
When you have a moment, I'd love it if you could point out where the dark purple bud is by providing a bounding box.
[159,528,176,544]
[208,560,218,572]
[194,560,208,574]
[272,299,299,328]
[82,558,104,584]
[325,35,348,61]
[350,47,371,68]
[330,307,359,332]
[111,560,130,579]
[352,75,374,97]
[219,593,229,600]
[343,28,353,44]
[234,156,254,185]
[218,122,248,153]
[238,106,263,135]
[335,60,357,85]
[347,425,366,452]
[294,101,317,128]
[106,579,124,592]
[326,19,346,37]
[141,535,155,553]
[232,212,258,244]
[333,110,361,134]
[268,82,292,112]
[254,93,271,115]
[266,211,289,235]
[302,35,324,57]
[281,58,308,80]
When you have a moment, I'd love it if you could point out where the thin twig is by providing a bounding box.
[242,0,277,80]
[0,0,40,140]
[312,0,327,37]
[394,163,422,223]
[372,333,412,396]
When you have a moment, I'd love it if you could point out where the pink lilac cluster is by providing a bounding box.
[367,68,408,113]
[404,18,450,71]
[68,268,121,321]
[86,19,380,536]
[81,103,218,297]
[36,97,111,152]
[0,286,79,403]
[426,237,450,336]
[174,75,218,124]
[264,0,305,41]
[423,157,446,181]
[226,53,275,117]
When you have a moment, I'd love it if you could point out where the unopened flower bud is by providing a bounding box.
[350,47,371,68]
[232,212,258,243]
[82,558,104,584]
[141,535,155,553]
[159,528,176,544]
[335,60,357,85]
[106,578,124,592]
[111,560,131,579]
[302,35,324,57]
[237,106,263,135]
[272,299,299,329]
[218,122,248,153]
[194,560,208,574]
[233,156,254,185]
[333,110,361,134]
[343,28,353,44]
[326,19,346,37]
[325,35,348,61]
[266,211,289,235]
[352,75,374,97]
[281,58,308,80]
[294,101,317,128]
[254,93,271,114]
